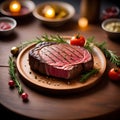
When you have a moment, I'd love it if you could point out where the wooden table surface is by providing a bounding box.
[0,0,120,120]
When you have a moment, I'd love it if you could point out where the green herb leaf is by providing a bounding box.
[85,37,120,67]
[18,34,67,50]
[84,36,94,52]
[80,69,99,82]
[8,56,23,94]
[95,42,120,67]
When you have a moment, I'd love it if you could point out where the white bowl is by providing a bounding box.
[32,1,75,27]
[101,18,120,39]
[0,17,17,36]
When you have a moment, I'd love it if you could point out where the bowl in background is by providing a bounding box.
[101,18,120,40]
[0,0,35,17]
[0,17,17,36]
[32,1,75,27]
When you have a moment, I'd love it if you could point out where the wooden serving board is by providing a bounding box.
[16,39,106,94]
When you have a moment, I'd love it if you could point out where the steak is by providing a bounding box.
[29,42,94,79]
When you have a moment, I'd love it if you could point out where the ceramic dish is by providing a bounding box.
[32,1,75,27]
[101,18,120,39]
[0,0,35,17]
[0,17,17,36]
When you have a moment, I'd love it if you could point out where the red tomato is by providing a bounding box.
[108,68,120,81]
[8,80,15,88]
[21,92,28,101]
[70,35,85,47]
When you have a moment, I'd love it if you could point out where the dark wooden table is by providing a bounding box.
[0,0,120,120]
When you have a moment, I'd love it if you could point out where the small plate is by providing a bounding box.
[0,17,17,36]
[0,0,35,17]
[16,36,106,94]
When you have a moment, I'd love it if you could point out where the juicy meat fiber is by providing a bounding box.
[29,42,93,79]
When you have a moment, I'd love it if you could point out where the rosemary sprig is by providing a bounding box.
[84,36,94,52]
[40,34,67,43]
[8,56,23,94]
[80,69,99,82]
[18,34,67,50]
[85,37,120,67]
[18,39,41,50]
[95,42,120,67]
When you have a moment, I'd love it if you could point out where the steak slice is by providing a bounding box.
[29,42,94,79]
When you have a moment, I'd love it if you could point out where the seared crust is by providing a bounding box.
[29,42,56,74]
[29,42,94,79]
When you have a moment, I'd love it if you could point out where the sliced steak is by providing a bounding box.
[29,42,94,79]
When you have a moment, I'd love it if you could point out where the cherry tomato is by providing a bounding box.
[8,80,15,88]
[108,68,120,81]
[21,92,28,101]
[70,34,85,47]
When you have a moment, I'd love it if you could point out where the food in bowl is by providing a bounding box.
[0,17,17,35]
[104,21,120,32]
[0,22,11,31]
[32,1,75,27]
[40,4,68,19]
[101,18,120,39]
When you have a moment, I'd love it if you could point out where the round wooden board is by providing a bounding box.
[16,39,106,94]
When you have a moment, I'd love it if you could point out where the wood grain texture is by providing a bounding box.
[1,67,120,120]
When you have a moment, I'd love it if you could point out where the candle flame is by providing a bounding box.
[78,17,88,28]
[43,5,55,19]
[9,0,21,13]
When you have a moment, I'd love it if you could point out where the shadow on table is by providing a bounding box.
[1,102,120,120]
[0,104,35,120]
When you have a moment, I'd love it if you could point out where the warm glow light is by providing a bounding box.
[43,6,55,19]
[78,17,88,28]
[9,0,21,13]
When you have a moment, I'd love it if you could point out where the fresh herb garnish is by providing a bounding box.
[9,34,120,86]
[85,37,120,67]
[8,56,23,94]
[18,34,67,50]
[80,69,99,82]
[95,42,120,67]
[84,36,94,52]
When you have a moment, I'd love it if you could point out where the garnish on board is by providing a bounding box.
[8,34,120,98]
[96,42,120,67]
[70,33,85,47]
[8,56,28,101]
[18,34,67,50]
[80,69,99,82]
[14,34,120,68]
[10,34,67,56]
[85,36,120,67]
